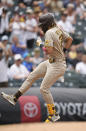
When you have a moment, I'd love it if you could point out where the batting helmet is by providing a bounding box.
[38,13,56,33]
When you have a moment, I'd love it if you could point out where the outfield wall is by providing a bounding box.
[0,88,86,124]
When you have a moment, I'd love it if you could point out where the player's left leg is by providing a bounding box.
[40,61,66,122]
[1,61,47,105]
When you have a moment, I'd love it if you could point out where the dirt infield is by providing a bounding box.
[0,122,86,131]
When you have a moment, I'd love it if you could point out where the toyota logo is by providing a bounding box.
[24,102,38,118]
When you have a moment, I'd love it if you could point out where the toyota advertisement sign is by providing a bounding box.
[0,87,86,124]
[19,96,41,122]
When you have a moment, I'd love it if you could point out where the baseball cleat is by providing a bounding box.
[1,92,16,105]
[45,113,60,123]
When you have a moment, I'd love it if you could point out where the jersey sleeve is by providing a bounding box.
[44,31,53,47]
[62,30,71,41]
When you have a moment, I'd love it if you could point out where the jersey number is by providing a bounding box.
[56,30,63,44]
[59,34,63,44]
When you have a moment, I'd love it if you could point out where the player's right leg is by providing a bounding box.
[1,61,47,105]
[40,60,66,122]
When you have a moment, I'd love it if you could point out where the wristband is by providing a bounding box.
[63,48,67,53]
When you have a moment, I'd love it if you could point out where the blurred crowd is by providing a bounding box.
[0,0,86,87]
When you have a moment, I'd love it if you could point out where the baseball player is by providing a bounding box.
[1,13,72,122]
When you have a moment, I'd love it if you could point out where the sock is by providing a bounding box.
[47,104,55,116]
[14,91,22,102]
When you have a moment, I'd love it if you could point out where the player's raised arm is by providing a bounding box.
[44,31,54,54]
[38,13,56,55]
